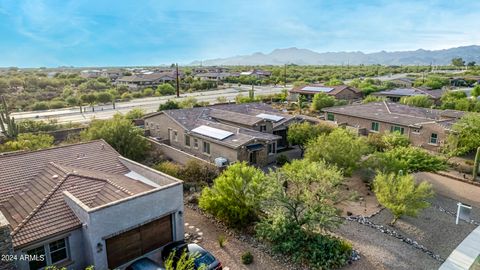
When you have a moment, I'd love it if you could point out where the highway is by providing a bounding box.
[12,85,287,124]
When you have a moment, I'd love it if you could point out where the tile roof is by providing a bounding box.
[373,88,445,99]
[290,84,360,95]
[323,101,464,127]
[147,103,290,148]
[0,140,155,248]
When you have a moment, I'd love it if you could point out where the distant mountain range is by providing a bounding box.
[191,45,480,66]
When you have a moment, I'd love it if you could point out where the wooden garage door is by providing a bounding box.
[106,215,173,268]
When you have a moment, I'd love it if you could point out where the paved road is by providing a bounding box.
[12,85,287,124]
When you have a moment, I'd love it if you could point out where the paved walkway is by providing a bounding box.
[439,226,480,270]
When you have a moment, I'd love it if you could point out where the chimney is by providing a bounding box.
[0,212,16,270]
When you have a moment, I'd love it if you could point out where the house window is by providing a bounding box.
[371,122,380,132]
[268,142,276,155]
[260,125,267,132]
[203,141,210,155]
[327,113,335,121]
[185,134,191,147]
[430,133,438,144]
[173,131,178,142]
[193,138,199,149]
[27,238,69,270]
[390,125,405,135]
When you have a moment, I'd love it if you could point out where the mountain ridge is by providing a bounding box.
[191,45,480,66]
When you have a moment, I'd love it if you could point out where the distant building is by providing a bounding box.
[372,88,445,104]
[80,69,102,79]
[322,101,464,151]
[0,140,184,269]
[289,84,362,101]
[387,77,415,88]
[100,69,123,82]
[116,71,180,89]
[240,69,272,78]
[194,72,239,81]
[144,103,312,167]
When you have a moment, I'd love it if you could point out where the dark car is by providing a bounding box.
[126,257,166,270]
[161,241,222,270]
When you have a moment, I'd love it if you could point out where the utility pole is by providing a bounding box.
[284,63,287,88]
[175,63,180,98]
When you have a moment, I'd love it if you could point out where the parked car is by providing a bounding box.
[126,257,166,270]
[161,241,222,270]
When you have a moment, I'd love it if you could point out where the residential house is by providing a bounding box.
[372,88,445,104]
[0,140,184,270]
[322,101,464,151]
[144,103,307,167]
[240,69,272,78]
[100,69,124,82]
[79,70,102,79]
[194,72,239,81]
[387,77,415,88]
[116,72,179,89]
[289,84,362,102]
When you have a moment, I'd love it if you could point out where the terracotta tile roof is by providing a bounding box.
[0,140,155,248]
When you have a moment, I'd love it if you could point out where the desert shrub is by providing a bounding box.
[31,101,49,110]
[366,132,410,152]
[199,162,269,227]
[182,160,219,183]
[256,215,351,269]
[241,251,253,265]
[368,146,447,173]
[154,161,183,179]
[217,234,226,248]
[275,154,289,166]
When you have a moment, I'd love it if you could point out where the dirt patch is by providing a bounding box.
[336,174,382,217]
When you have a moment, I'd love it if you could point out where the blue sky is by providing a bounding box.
[0,0,479,67]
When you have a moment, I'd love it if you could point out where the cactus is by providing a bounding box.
[0,96,19,139]
[249,84,255,100]
[473,147,480,181]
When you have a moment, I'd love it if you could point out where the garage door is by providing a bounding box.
[106,215,173,268]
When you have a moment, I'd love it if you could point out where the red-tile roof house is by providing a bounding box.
[289,84,362,101]
[0,140,184,270]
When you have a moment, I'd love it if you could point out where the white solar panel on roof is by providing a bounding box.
[192,125,233,140]
[256,113,284,122]
[302,86,334,92]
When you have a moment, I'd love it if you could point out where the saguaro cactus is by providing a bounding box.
[0,96,19,139]
[473,147,480,181]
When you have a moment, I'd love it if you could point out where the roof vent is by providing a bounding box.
[101,144,105,150]
[52,174,59,179]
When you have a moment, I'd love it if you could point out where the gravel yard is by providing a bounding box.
[183,207,290,270]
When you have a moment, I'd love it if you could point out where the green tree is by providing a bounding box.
[400,95,433,108]
[1,133,54,152]
[373,172,434,225]
[96,92,113,104]
[369,146,447,173]
[159,100,180,111]
[142,87,155,96]
[362,95,386,104]
[80,93,97,112]
[451,57,465,67]
[447,113,480,155]
[157,83,176,96]
[324,78,343,86]
[125,108,145,121]
[287,122,333,156]
[121,92,132,101]
[179,97,199,108]
[310,92,336,111]
[305,128,369,175]
[65,96,79,107]
[472,85,480,98]
[81,114,149,161]
[199,162,268,227]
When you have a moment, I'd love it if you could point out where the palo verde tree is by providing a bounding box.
[446,112,480,156]
[373,171,434,225]
[310,92,336,111]
[80,114,150,161]
[287,122,333,157]
[199,162,270,227]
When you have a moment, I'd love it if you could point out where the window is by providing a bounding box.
[268,142,276,155]
[260,125,267,132]
[390,125,405,135]
[27,238,69,270]
[185,134,191,147]
[173,131,178,142]
[327,112,335,121]
[371,122,379,132]
[203,141,210,155]
[430,133,438,144]
[194,139,199,149]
